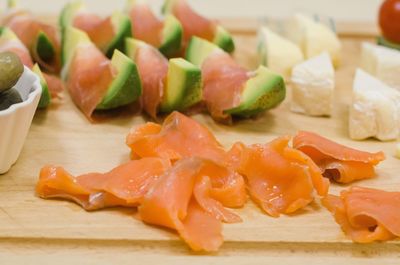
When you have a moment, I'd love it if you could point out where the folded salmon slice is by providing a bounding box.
[293,131,385,183]
[322,187,400,243]
[202,52,250,122]
[126,111,227,162]
[73,13,114,51]
[228,136,329,217]
[0,28,63,98]
[128,3,163,47]
[139,157,246,251]
[170,0,216,45]
[66,43,113,119]
[134,44,168,119]
[36,158,171,210]
[5,12,61,73]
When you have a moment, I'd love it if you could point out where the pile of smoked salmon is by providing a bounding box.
[36,112,400,251]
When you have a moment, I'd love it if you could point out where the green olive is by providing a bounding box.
[0,51,24,93]
[0,88,23,111]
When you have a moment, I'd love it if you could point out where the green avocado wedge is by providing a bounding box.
[213,25,235,54]
[224,66,286,117]
[185,36,223,67]
[125,38,202,113]
[59,1,84,38]
[62,27,142,110]
[34,31,55,62]
[32,64,51,109]
[160,58,202,112]
[104,11,132,58]
[377,36,400,51]
[158,15,183,58]
[60,26,91,80]
[96,50,142,110]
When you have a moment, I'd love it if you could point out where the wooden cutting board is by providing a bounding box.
[1,20,399,264]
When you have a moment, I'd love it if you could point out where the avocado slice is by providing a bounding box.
[104,11,132,58]
[161,0,177,14]
[213,25,235,53]
[185,37,223,67]
[34,31,55,62]
[59,1,86,66]
[59,1,84,31]
[224,66,286,117]
[124,37,143,60]
[62,28,141,110]
[32,64,51,109]
[60,26,91,80]
[377,36,400,51]
[160,58,202,112]
[158,15,183,58]
[96,49,142,110]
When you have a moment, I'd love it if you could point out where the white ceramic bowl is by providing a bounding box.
[0,66,42,174]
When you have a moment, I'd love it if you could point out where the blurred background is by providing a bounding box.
[3,0,381,22]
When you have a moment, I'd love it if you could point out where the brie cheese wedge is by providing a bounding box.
[257,26,304,78]
[286,13,341,67]
[360,42,400,91]
[291,52,334,116]
[349,69,400,141]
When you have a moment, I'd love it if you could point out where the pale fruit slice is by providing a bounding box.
[286,13,341,67]
[360,42,400,91]
[290,52,334,116]
[257,26,303,78]
[349,69,400,141]
[32,64,51,108]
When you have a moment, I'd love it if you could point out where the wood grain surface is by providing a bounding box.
[0,29,399,264]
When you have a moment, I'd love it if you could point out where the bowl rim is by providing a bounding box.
[0,66,42,117]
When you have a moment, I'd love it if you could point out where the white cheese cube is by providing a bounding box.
[286,13,341,67]
[257,26,304,79]
[290,52,334,116]
[349,69,400,141]
[360,42,400,91]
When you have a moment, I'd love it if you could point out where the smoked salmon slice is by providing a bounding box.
[139,157,246,251]
[36,158,171,210]
[0,26,63,98]
[293,131,385,183]
[322,187,400,243]
[126,111,227,162]
[134,42,168,119]
[167,0,216,45]
[228,136,329,217]
[202,52,250,122]
[66,41,114,119]
[128,3,163,47]
[3,11,62,73]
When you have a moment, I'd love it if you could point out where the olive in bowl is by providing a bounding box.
[0,51,24,111]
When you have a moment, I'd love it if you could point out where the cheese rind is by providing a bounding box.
[286,13,341,67]
[360,42,400,91]
[257,26,303,79]
[349,69,400,141]
[290,52,334,116]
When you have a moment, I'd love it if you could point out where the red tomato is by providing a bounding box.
[379,0,400,43]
